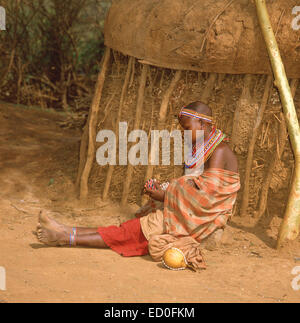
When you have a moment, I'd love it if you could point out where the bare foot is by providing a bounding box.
[36,212,70,246]
[38,211,72,233]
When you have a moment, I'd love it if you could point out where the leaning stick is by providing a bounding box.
[79,47,111,200]
[240,75,272,217]
[256,80,298,219]
[76,53,108,191]
[257,113,287,218]
[112,50,121,76]
[230,74,253,150]
[159,70,182,124]
[141,70,182,205]
[121,64,149,206]
[102,56,133,201]
[201,73,217,102]
[254,0,300,248]
[129,57,136,88]
[160,70,165,89]
[75,113,90,190]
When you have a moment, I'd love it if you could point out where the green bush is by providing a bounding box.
[0,0,112,111]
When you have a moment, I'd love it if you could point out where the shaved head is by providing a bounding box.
[185,101,212,117]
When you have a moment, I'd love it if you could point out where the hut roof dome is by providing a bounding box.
[104,0,300,78]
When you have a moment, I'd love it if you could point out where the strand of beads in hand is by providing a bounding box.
[144,179,170,191]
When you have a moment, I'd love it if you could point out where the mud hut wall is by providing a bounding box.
[89,51,299,217]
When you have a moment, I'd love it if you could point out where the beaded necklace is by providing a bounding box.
[185,126,226,169]
[178,107,227,169]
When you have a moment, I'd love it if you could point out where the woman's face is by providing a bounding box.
[179,116,203,144]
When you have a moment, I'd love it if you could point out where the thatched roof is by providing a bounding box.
[104,0,300,78]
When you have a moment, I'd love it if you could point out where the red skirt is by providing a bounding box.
[97,218,149,257]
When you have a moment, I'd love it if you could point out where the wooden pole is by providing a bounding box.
[76,52,109,192]
[129,57,136,88]
[201,73,217,103]
[141,70,182,205]
[256,80,299,219]
[254,0,300,247]
[230,74,253,152]
[257,113,287,217]
[121,64,149,206]
[102,56,133,201]
[79,47,111,200]
[240,75,272,217]
[158,71,182,123]
[75,113,90,190]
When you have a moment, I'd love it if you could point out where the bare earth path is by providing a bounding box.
[0,102,300,303]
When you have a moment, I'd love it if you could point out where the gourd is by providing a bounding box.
[162,248,188,271]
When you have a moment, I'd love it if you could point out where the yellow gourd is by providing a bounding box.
[162,247,188,271]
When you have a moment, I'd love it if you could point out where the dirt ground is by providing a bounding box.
[0,102,300,303]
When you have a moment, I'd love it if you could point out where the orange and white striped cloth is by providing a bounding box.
[163,168,240,242]
[136,168,240,243]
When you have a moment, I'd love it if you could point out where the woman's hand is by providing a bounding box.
[143,181,165,202]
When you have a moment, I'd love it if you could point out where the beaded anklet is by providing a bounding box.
[69,228,77,247]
